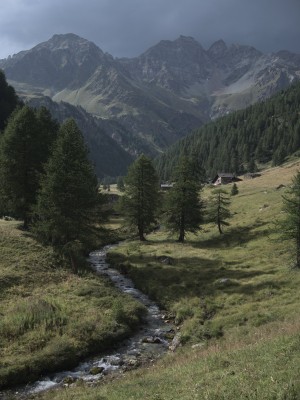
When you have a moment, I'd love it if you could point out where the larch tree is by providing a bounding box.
[164,156,204,242]
[117,176,125,192]
[120,154,159,241]
[0,105,57,227]
[231,183,239,196]
[0,70,20,132]
[32,119,101,266]
[207,188,231,234]
[279,171,300,268]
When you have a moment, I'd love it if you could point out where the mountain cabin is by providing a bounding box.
[212,173,242,186]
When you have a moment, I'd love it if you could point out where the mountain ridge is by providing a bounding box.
[1,33,299,164]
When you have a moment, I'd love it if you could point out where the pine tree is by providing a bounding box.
[0,70,20,131]
[272,143,286,166]
[207,188,231,234]
[164,156,203,242]
[117,176,125,192]
[247,158,258,173]
[278,171,300,268]
[32,119,101,259]
[120,154,159,241]
[231,183,239,196]
[35,106,59,162]
[0,106,56,227]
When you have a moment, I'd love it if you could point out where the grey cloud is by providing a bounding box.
[0,0,299,59]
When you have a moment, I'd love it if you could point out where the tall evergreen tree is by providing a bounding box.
[120,154,159,241]
[32,119,101,257]
[231,183,239,196]
[278,171,300,268]
[117,176,125,192]
[0,70,20,131]
[0,106,57,227]
[247,158,258,173]
[207,188,231,234]
[272,143,286,166]
[164,156,203,242]
[35,106,60,163]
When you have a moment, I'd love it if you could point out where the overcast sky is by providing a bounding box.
[0,0,299,60]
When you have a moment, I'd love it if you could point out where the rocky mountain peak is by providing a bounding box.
[274,50,300,64]
[227,43,262,58]
[125,36,210,92]
[174,35,204,47]
[36,33,105,57]
[32,33,106,62]
[142,35,205,60]
[207,39,228,58]
[0,33,114,90]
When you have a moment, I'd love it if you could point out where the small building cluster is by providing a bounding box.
[160,183,174,191]
[212,173,242,186]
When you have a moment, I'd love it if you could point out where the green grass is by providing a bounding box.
[0,221,146,389]
[34,159,300,400]
[35,320,300,400]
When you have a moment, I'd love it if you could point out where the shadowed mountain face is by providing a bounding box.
[1,33,300,165]
[25,95,133,179]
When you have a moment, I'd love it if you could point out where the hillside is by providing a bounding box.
[34,159,300,400]
[1,33,299,158]
[0,220,145,391]
[156,81,300,180]
[26,96,133,179]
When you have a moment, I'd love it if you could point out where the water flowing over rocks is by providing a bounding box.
[2,245,175,399]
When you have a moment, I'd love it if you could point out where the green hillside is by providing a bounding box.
[35,160,300,399]
[0,221,145,389]
[156,82,300,180]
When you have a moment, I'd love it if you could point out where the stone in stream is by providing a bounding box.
[169,333,182,351]
[141,336,165,344]
[89,366,105,375]
[110,357,123,366]
[62,376,77,385]
[122,357,140,370]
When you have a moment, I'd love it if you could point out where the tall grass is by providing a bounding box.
[0,220,146,389]
[0,297,66,339]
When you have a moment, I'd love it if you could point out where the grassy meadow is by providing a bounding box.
[34,160,300,399]
[0,221,145,389]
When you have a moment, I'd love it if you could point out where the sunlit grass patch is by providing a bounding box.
[106,160,300,347]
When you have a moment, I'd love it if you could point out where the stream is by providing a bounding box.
[1,245,177,399]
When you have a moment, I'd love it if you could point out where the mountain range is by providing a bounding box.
[1,33,299,177]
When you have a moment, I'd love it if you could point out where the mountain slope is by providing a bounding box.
[26,95,133,178]
[156,81,300,180]
[1,34,300,158]
[0,34,207,156]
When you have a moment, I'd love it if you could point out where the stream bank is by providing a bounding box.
[1,245,177,399]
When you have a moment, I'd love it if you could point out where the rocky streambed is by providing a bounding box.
[2,245,178,398]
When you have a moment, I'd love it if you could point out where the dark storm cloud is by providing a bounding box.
[0,0,300,59]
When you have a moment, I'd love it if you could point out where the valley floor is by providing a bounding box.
[34,160,300,399]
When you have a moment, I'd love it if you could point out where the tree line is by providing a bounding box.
[156,81,300,181]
